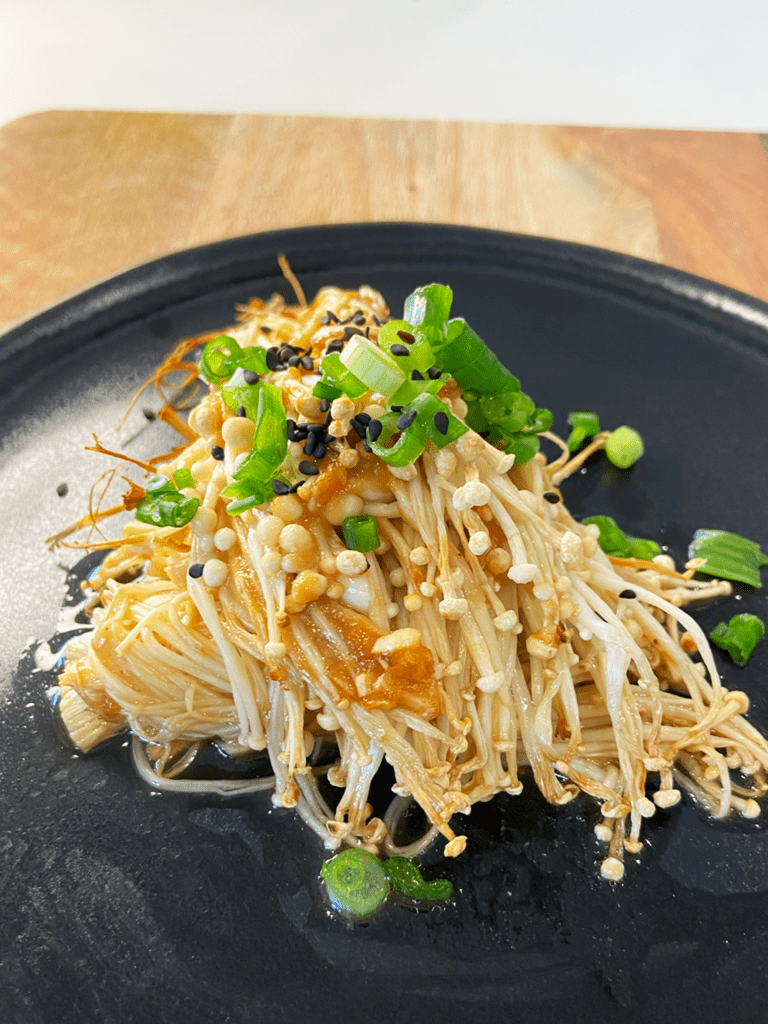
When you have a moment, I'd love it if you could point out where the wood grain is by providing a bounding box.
[1,110,767,332]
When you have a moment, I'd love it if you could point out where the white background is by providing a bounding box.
[1,0,767,131]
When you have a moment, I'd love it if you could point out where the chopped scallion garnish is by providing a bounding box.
[384,856,453,902]
[199,335,268,385]
[172,467,195,490]
[605,426,644,469]
[582,515,661,560]
[710,614,765,666]
[688,529,768,588]
[566,411,600,452]
[134,475,200,529]
[320,849,390,918]
[220,380,288,513]
[342,514,380,553]
[320,848,453,918]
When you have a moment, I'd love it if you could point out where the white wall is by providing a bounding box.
[1,0,767,131]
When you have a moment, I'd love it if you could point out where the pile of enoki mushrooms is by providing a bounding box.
[52,278,768,881]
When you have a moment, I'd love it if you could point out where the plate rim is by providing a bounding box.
[4,222,768,389]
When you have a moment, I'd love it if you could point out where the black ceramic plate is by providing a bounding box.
[3,224,768,1024]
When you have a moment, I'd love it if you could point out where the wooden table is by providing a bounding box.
[2,110,768,332]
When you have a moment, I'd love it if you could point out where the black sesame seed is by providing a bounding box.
[271,480,290,495]
[142,407,156,421]
[396,329,415,345]
[619,589,637,599]
[433,411,449,436]
[350,417,367,439]
[427,366,442,380]
[365,326,370,338]
[373,315,385,326]
[260,325,273,334]
[304,433,317,457]
[352,310,366,325]
[396,410,417,431]
[299,460,320,476]
[326,339,344,353]
[355,412,371,426]
[390,344,410,357]
[319,399,330,412]
[390,405,403,413]
[211,445,225,461]
[307,422,327,434]
[314,443,327,460]
[363,441,373,453]
[543,491,560,504]
[265,347,281,371]
[287,355,301,368]
[411,369,424,381]
[56,482,68,497]
[300,355,315,371]
[321,310,340,325]
[324,411,334,427]
[279,345,295,363]
[243,369,260,385]
[368,419,383,442]
[188,563,204,578]
[289,482,306,493]
[342,326,364,340]
[237,405,248,417]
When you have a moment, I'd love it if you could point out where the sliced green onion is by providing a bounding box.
[312,352,369,400]
[710,614,765,666]
[340,335,405,397]
[135,476,200,528]
[199,335,268,385]
[501,433,539,464]
[519,406,554,436]
[342,514,380,553]
[320,849,390,918]
[435,318,521,395]
[605,425,644,469]
[220,380,288,513]
[566,411,600,452]
[172,467,195,490]
[383,856,453,902]
[689,529,768,588]
[582,515,661,560]
[199,335,241,384]
[378,319,435,375]
[403,283,453,341]
[367,410,427,467]
[408,392,468,448]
